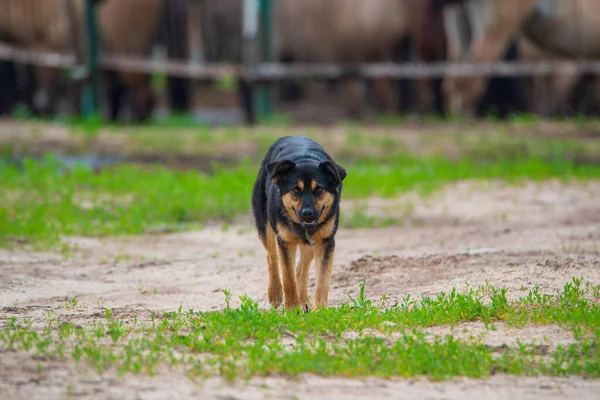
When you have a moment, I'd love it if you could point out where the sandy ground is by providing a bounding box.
[1,179,600,399]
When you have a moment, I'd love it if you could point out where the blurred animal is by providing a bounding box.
[274,0,415,116]
[518,33,600,117]
[88,0,165,121]
[523,0,600,58]
[197,0,255,123]
[412,0,447,116]
[0,61,16,114]
[0,0,183,121]
[0,60,36,115]
[199,0,416,121]
[251,136,346,312]
[0,0,77,116]
[434,0,600,117]
[521,0,600,116]
[429,0,531,118]
[158,0,191,114]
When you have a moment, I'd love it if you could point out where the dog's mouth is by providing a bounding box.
[301,220,317,228]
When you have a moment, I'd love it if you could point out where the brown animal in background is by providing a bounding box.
[96,0,164,121]
[521,0,600,116]
[0,0,80,115]
[523,0,600,59]
[274,0,414,116]
[200,0,416,119]
[412,0,530,118]
[439,0,538,116]
[0,0,164,121]
[439,0,600,117]
[412,0,448,116]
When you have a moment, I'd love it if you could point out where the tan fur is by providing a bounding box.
[315,192,334,224]
[276,222,302,245]
[274,215,336,311]
[260,223,282,308]
[281,193,301,224]
[313,243,335,309]
[309,179,334,223]
[311,217,336,244]
[296,246,315,310]
[276,234,300,311]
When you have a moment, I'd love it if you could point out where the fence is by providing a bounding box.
[0,0,598,123]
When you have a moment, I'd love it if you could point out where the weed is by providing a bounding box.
[1,279,599,381]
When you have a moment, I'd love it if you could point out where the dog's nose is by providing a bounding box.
[301,209,315,221]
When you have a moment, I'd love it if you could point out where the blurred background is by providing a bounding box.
[1,0,600,126]
[2,3,600,392]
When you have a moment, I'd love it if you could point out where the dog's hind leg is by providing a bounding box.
[263,224,282,309]
[296,245,315,311]
[313,239,336,311]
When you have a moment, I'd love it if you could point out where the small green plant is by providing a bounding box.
[1,279,599,381]
[348,280,369,309]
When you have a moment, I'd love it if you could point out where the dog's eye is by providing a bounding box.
[314,186,323,195]
[292,186,302,195]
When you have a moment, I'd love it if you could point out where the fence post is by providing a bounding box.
[82,0,101,119]
[257,0,273,118]
[242,0,259,124]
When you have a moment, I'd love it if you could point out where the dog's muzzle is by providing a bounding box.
[300,208,317,227]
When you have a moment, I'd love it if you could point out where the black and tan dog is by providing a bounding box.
[252,136,347,312]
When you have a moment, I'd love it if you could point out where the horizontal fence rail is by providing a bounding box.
[0,44,77,70]
[1,43,599,81]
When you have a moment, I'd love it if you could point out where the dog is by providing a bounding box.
[251,136,347,312]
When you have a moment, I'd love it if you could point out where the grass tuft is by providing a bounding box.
[1,279,599,381]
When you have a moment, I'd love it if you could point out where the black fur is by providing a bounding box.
[252,136,347,245]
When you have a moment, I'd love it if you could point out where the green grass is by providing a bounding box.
[2,278,599,381]
[4,114,600,164]
[2,149,600,248]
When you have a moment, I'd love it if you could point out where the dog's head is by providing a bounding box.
[267,159,346,228]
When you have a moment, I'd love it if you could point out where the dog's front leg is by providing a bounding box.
[276,239,302,311]
[296,245,315,311]
[314,238,335,310]
[264,225,282,309]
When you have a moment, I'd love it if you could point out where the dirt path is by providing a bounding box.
[1,179,600,399]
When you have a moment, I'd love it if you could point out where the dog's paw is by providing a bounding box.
[283,300,310,314]
[299,301,312,313]
[268,285,283,309]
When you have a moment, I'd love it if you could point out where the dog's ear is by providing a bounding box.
[319,160,347,185]
[266,160,296,183]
